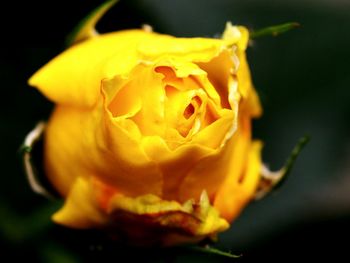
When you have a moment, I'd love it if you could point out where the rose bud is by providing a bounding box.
[28,10,264,245]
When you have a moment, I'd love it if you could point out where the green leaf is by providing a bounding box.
[188,245,241,259]
[255,135,310,199]
[0,201,62,242]
[41,242,79,263]
[65,0,118,47]
[250,22,300,39]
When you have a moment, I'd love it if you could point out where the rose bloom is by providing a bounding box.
[28,22,262,246]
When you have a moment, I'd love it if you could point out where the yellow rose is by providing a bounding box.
[28,19,263,246]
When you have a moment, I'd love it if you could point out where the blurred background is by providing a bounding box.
[1,0,350,262]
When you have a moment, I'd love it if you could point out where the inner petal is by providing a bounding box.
[197,49,235,109]
[105,63,167,138]
[183,103,195,119]
[164,85,199,138]
[108,82,141,118]
[155,66,184,88]
[157,64,225,141]
[202,100,221,127]
[183,96,202,120]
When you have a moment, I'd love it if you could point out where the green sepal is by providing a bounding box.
[19,145,32,154]
[250,22,300,39]
[65,0,118,47]
[255,135,310,199]
[188,245,241,259]
[21,121,55,199]
[276,135,310,188]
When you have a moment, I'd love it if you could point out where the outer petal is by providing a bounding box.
[179,111,252,206]
[237,51,262,117]
[177,101,242,203]
[178,138,239,203]
[106,191,229,246]
[52,177,108,228]
[54,177,229,246]
[44,106,92,195]
[197,49,237,109]
[28,29,242,108]
[141,136,213,200]
[29,30,153,107]
[222,22,262,117]
[222,22,249,51]
[214,139,262,221]
[45,105,163,197]
[138,35,234,63]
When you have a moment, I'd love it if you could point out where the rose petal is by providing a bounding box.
[237,51,263,117]
[29,30,154,107]
[138,36,233,63]
[179,112,250,203]
[197,49,235,109]
[45,105,163,197]
[107,192,229,246]
[28,30,240,108]
[52,177,108,228]
[214,138,262,221]
[141,135,215,200]
[191,110,235,147]
[222,23,250,51]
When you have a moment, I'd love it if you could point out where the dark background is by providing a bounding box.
[1,0,350,262]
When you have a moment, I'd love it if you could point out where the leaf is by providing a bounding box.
[255,135,310,200]
[65,0,118,47]
[21,121,55,199]
[250,22,300,39]
[41,242,79,263]
[188,245,241,259]
[0,201,62,242]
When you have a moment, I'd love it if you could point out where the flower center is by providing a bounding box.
[105,61,228,149]
[157,67,219,139]
[183,103,195,119]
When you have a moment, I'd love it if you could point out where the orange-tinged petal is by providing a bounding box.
[52,177,108,228]
[214,140,262,221]
[45,104,163,198]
